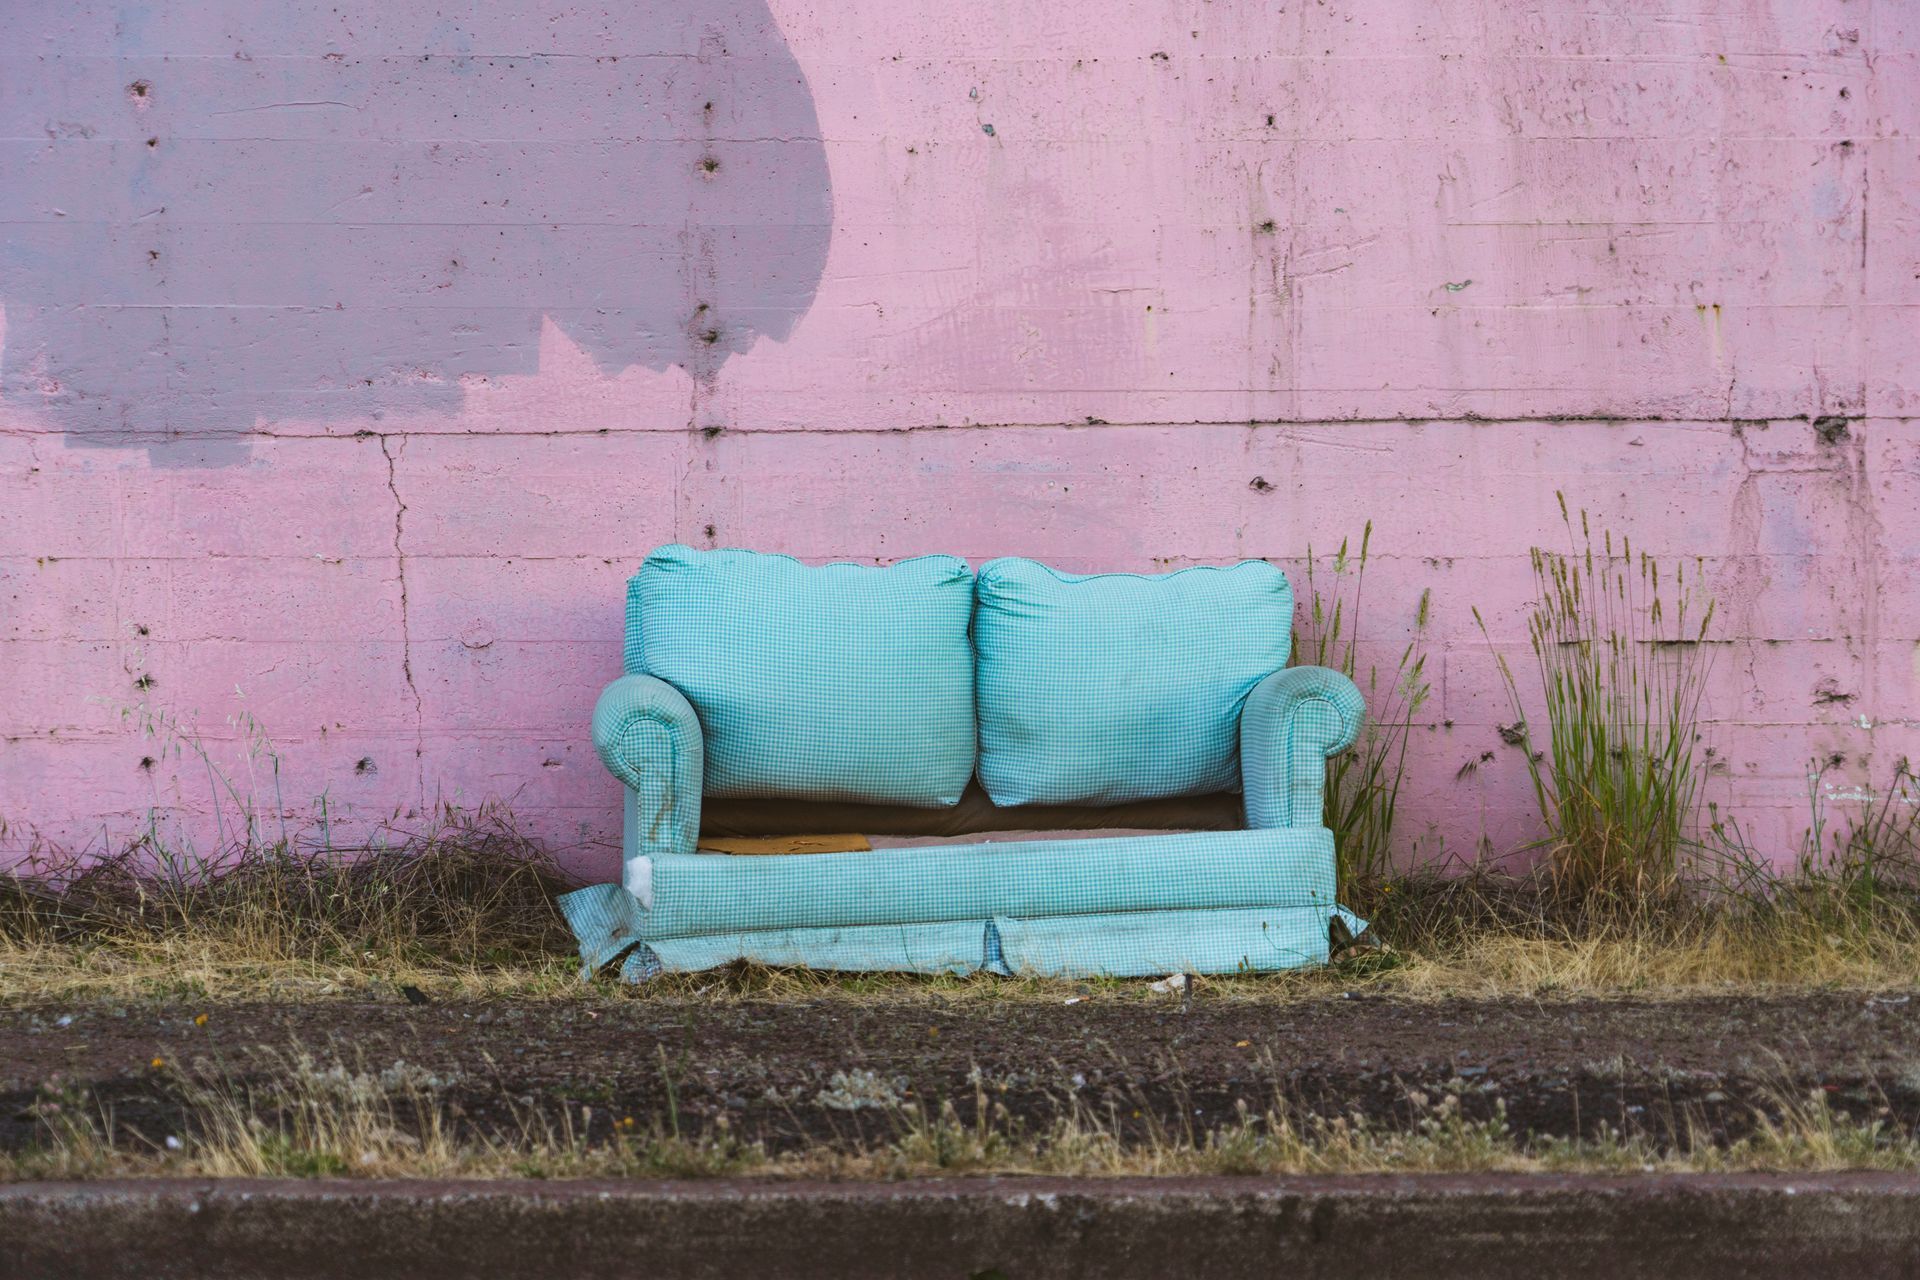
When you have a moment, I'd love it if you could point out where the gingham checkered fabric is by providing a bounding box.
[972,557,1294,807]
[643,828,1333,936]
[557,827,1351,978]
[591,674,703,860]
[555,887,1356,979]
[560,659,1368,980]
[1241,665,1366,829]
[558,547,1371,981]
[625,545,976,807]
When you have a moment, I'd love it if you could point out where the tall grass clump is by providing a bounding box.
[1297,522,1433,900]
[1477,494,1715,904]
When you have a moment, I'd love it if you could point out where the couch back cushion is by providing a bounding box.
[973,558,1293,807]
[627,545,976,807]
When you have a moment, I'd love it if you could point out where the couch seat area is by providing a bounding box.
[559,827,1360,981]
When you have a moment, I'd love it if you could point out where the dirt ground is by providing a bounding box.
[6,990,1919,1157]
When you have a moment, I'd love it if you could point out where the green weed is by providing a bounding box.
[1297,521,1433,898]
[1476,494,1714,903]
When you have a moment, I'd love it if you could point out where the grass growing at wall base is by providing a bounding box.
[5,786,1920,1002]
[3,597,1916,1004]
[0,803,580,1000]
[1475,494,1715,903]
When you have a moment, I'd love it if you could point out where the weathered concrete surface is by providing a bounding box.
[5,1174,1920,1279]
[0,1,832,458]
[1,1,1915,870]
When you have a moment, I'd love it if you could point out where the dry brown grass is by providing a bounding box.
[0,803,581,1003]
[10,521,1907,1011]
[7,880,1920,1008]
[5,792,1920,1006]
[9,1049,1916,1184]
[7,806,1919,1184]
[1331,862,1920,998]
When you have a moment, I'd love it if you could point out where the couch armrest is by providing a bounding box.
[1239,666,1365,829]
[592,674,704,858]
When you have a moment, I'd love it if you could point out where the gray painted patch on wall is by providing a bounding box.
[0,1,832,465]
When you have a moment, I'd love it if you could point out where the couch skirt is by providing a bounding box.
[558,828,1364,981]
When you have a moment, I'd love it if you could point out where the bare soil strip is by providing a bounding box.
[6,992,1918,1159]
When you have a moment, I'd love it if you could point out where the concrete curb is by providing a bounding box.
[5,1173,1920,1279]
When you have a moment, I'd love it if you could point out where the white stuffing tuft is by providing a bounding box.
[623,855,655,910]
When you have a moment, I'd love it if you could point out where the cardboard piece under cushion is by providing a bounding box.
[701,780,1243,838]
[697,834,873,855]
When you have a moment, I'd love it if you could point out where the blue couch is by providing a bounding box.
[559,546,1366,981]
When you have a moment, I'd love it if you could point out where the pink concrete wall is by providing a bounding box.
[2,0,1915,876]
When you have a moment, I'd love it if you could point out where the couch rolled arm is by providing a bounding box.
[592,674,704,858]
[1239,665,1365,830]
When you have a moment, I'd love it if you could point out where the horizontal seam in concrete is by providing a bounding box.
[0,415,1908,443]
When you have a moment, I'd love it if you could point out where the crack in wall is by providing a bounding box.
[377,433,427,812]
